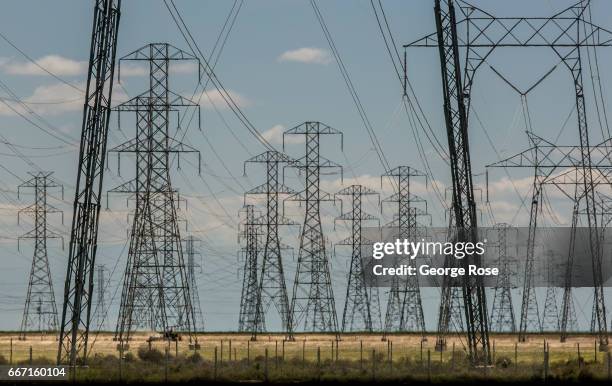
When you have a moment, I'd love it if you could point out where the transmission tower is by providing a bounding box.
[334,184,379,332]
[243,151,296,339]
[410,0,612,352]
[94,265,107,331]
[109,43,201,348]
[284,121,342,336]
[406,0,490,364]
[18,172,63,340]
[58,0,121,366]
[488,224,517,333]
[185,236,204,332]
[381,166,428,340]
[541,252,560,332]
[238,205,264,334]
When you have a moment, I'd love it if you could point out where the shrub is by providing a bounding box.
[137,346,165,363]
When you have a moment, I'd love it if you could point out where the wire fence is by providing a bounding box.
[0,333,610,382]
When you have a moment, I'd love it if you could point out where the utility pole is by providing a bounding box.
[238,205,264,334]
[243,151,296,339]
[18,172,63,340]
[58,0,121,366]
[285,121,342,337]
[335,184,379,332]
[109,43,201,348]
[381,166,428,341]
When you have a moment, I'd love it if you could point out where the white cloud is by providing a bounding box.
[278,47,332,65]
[261,124,304,145]
[1,55,86,76]
[0,81,128,117]
[197,88,250,110]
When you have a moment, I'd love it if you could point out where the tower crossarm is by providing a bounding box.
[405,0,612,49]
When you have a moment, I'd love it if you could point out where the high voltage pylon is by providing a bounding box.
[185,236,204,332]
[238,205,264,335]
[95,265,107,331]
[488,224,517,333]
[381,166,428,341]
[409,0,612,358]
[488,133,612,341]
[109,43,201,348]
[285,121,342,337]
[17,172,63,340]
[58,0,121,366]
[243,151,296,339]
[334,184,379,332]
[541,251,560,332]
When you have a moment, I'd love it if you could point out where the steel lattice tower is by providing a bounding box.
[18,172,63,340]
[185,236,204,332]
[58,0,121,366]
[542,252,560,332]
[381,166,428,340]
[489,224,517,333]
[238,205,264,334]
[285,121,342,336]
[408,0,612,357]
[244,151,296,339]
[109,43,201,347]
[95,265,107,331]
[335,184,379,332]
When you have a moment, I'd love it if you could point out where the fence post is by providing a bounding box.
[543,342,548,382]
[265,347,269,382]
[29,346,32,365]
[302,340,306,369]
[336,339,339,362]
[282,339,285,363]
[229,339,232,361]
[515,342,518,370]
[247,340,250,365]
[493,340,496,364]
[372,349,376,381]
[360,340,363,371]
[9,338,12,365]
[175,339,178,357]
[275,341,278,369]
[220,340,224,365]
[595,340,597,363]
[427,349,431,382]
[607,351,611,380]
[577,343,581,368]
[420,340,424,365]
[390,340,393,373]
[214,346,218,380]
[331,340,334,364]
[317,346,321,381]
[118,343,123,381]
[164,347,169,383]
[451,342,455,370]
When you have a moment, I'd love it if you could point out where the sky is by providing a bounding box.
[0,0,612,333]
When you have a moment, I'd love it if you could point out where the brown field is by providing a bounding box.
[0,332,610,382]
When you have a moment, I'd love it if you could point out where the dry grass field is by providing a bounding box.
[0,332,610,383]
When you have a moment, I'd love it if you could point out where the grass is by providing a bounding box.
[0,332,610,383]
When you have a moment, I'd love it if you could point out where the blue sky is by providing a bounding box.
[0,0,611,332]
